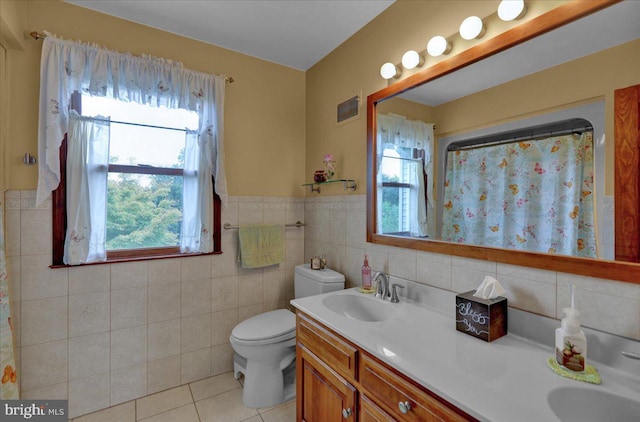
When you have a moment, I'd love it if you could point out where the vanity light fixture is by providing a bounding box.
[459,16,485,40]
[427,35,451,57]
[401,50,424,70]
[498,0,527,22]
[380,62,401,79]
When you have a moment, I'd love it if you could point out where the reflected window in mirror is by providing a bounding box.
[377,114,435,237]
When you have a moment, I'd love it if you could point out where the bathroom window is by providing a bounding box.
[379,146,428,237]
[376,113,433,238]
[51,92,221,265]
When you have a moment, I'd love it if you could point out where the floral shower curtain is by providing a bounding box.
[442,132,596,258]
[0,205,19,398]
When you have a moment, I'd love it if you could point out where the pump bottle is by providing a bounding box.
[361,255,372,289]
[555,285,587,372]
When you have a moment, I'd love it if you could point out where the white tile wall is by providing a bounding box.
[4,191,304,418]
[5,190,638,418]
[304,194,640,340]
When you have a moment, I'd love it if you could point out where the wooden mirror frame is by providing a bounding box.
[367,0,640,285]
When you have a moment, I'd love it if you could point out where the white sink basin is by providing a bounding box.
[322,293,398,322]
[547,386,640,422]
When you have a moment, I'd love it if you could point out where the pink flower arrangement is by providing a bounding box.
[323,154,336,179]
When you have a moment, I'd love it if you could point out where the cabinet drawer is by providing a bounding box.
[360,394,396,422]
[297,312,358,380]
[359,353,474,422]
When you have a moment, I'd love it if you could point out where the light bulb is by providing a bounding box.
[459,16,484,40]
[401,50,423,70]
[427,36,451,57]
[380,62,399,79]
[498,0,526,22]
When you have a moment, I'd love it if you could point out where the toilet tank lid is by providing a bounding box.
[295,263,345,283]
[231,309,295,341]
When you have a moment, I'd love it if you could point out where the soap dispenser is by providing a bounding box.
[361,255,371,289]
[555,285,587,372]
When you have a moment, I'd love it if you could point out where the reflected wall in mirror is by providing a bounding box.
[367,0,640,284]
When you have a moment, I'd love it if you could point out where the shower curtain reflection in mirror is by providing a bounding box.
[442,132,596,258]
[377,114,434,237]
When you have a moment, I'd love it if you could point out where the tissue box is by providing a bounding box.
[455,291,507,342]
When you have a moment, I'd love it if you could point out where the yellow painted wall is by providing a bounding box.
[3,0,630,199]
[377,97,435,124]
[3,0,306,196]
[0,0,27,194]
[305,0,565,196]
[0,0,27,50]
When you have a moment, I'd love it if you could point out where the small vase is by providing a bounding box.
[324,160,336,180]
[314,170,327,183]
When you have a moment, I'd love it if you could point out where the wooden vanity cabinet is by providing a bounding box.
[296,311,477,422]
[297,345,357,422]
[296,312,358,421]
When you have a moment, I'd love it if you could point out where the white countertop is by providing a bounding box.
[291,288,640,422]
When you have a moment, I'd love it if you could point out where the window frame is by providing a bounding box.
[51,92,221,267]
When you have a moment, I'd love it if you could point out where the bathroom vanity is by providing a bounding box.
[291,287,640,422]
[296,310,474,421]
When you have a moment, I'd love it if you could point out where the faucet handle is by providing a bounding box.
[390,284,404,303]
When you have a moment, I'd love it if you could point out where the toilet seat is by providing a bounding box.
[231,309,295,346]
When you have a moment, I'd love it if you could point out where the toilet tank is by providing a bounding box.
[294,264,345,298]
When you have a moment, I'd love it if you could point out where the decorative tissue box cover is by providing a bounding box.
[455,290,507,342]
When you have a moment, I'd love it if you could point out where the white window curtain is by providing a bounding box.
[376,113,434,236]
[36,32,227,261]
[408,160,428,237]
[181,130,213,253]
[64,113,110,264]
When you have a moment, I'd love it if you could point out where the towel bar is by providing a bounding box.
[223,221,306,230]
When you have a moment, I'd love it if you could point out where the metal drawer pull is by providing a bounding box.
[342,407,353,418]
[399,401,412,414]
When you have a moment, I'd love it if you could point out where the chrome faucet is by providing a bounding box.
[374,272,389,300]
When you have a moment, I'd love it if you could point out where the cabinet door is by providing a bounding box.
[297,344,357,422]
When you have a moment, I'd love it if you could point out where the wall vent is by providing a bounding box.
[337,95,360,123]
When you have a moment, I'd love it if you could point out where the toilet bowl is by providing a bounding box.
[230,264,345,408]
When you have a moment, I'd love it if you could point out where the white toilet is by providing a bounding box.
[230,263,345,408]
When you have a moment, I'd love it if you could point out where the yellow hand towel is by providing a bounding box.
[238,224,285,269]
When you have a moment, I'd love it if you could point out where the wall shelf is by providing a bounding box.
[302,179,357,193]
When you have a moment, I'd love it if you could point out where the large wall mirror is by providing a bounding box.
[367,0,640,284]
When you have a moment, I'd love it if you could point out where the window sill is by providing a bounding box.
[49,250,223,269]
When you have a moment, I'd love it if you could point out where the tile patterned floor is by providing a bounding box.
[71,371,295,422]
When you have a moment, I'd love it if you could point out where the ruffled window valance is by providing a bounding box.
[36,32,228,207]
[377,113,434,150]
